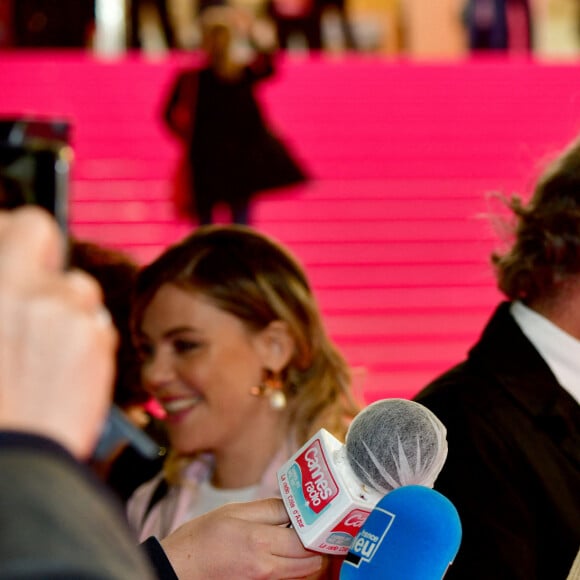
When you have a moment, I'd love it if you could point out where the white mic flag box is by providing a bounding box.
[277,429,382,555]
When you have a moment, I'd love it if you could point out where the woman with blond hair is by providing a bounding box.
[126,225,360,563]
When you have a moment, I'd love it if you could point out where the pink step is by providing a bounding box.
[1,52,577,404]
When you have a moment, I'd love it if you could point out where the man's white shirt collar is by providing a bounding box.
[511,301,580,405]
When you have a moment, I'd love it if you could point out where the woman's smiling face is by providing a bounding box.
[136,283,275,455]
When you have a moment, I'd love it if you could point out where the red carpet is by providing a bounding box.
[2,51,580,402]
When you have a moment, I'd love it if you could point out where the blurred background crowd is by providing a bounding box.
[1,1,579,578]
[1,0,580,58]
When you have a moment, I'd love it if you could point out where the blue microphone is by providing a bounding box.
[340,485,462,580]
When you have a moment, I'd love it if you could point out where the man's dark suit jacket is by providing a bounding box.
[415,302,580,579]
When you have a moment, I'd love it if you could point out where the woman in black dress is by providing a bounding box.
[163,7,308,225]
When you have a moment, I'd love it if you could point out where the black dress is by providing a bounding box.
[164,54,308,224]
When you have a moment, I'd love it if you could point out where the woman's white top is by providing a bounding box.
[127,442,294,542]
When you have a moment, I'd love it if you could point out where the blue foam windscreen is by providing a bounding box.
[340,485,462,580]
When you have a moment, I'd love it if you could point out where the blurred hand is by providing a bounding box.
[250,18,278,52]
[161,498,325,579]
[0,207,117,458]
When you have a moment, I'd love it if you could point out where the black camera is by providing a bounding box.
[0,117,72,233]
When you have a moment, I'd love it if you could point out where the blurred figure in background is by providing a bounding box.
[10,0,95,48]
[266,0,323,49]
[69,240,166,503]
[318,0,358,50]
[70,241,145,417]
[128,0,177,49]
[414,136,580,579]
[162,5,307,225]
[463,0,533,52]
[267,0,357,51]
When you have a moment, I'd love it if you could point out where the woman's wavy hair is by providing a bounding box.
[491,137,580,303]
[131,225,360,451]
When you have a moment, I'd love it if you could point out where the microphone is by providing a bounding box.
[277,398,448,554]
[92,404,162,462]
[345,398,448,494]
[340,485,462,579]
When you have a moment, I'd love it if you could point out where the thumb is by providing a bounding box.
[228,498,291,526]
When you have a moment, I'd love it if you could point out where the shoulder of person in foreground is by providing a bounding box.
[0,431,156,579]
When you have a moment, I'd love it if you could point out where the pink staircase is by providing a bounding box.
[2,51,580,402]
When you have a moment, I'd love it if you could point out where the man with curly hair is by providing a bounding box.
[415,138,580,579]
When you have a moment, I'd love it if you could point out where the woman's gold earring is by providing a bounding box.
[250,369,287,410]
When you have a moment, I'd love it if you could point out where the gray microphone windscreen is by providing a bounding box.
[345,399,448,495]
